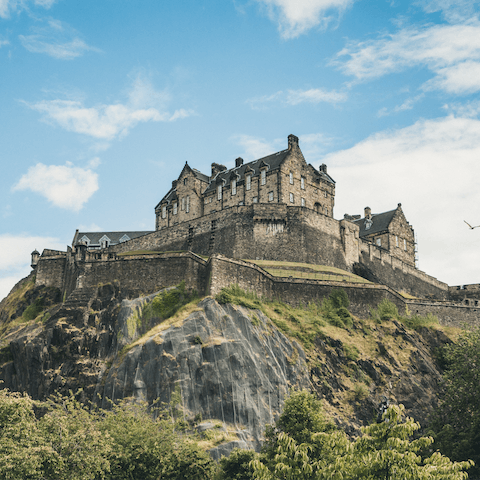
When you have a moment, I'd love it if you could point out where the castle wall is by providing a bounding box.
[35,254,66,290]
[356,241,448,300]
[75,253,208,296]
[406,301,480,329]
[448,284,480,303]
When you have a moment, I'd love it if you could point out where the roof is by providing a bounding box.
[352,209,397,237]
[203,149,291,195]
[73,231,153,246]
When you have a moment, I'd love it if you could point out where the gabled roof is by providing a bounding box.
[73,231,153,246]
[353,209,397,237]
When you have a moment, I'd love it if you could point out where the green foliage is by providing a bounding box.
[371,298,399,323]
[218,448,257,480]
[429,327,480,477]
[22,296,45,321]
[351,382,369,402]
[216,284,263,310]
[321,289,353,329]
[402,312,439,330]
[144,281,197,321]
[251,401,472,480]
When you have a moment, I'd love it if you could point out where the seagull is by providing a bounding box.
[464,220,480,229]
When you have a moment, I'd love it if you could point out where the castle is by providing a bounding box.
[30,134,480,326]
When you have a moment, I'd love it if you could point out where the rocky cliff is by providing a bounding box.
[0,276,453,453]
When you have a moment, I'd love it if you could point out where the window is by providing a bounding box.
[184,178,187,185]
[324,191,327,198]
[246,174,251,190]
[120,234,130,243]
[301,197,305,207]
[289,172,293,184]
[217,185,222,200]
[395,235,399,247]
[404,239,407,251]
[186,196,190,213]
[325,207,328,215]
[231,179,237,195]
[268,191,274,202]
[253,196,258,203]
[181,197,185,211]
[301,176,305,190]
[162,206,166,219]
[290,192,294,203]
[261,169,266,185]
[173,202,178,215]
[376,238,381,247]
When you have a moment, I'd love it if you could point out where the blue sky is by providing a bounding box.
[2,0,480,300]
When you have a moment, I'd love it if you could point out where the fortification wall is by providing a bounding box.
[109,204,352,269]
[449,284,480,302]
[75,252,208,296]
[35,254,66,290]
[406,301,480,329]
[356,242,448,300]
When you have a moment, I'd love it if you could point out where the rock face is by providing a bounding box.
[0,279,453,451]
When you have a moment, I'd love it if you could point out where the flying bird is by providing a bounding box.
[464,220,480,229]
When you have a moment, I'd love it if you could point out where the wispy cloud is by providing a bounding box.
[0,38,9,48]
[377,94,424,117]
[12,162,99,211]
[255,0,354,38]
[231,134,284,160]
[323,114,480,284]
[25,76,194,140]
[19,18,99,59]
[248,87,347,110]
[416,0,480,23]
[335,22,480,94]
[0,0,57,19]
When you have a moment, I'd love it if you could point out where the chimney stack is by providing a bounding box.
[211,163,227,177]
[288,134,299,150]
[235,157,244,168]
[364,206,372,219]
[319,163,327,173]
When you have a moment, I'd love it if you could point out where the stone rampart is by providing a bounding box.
[35,252,66,290]
[357,242,448,300]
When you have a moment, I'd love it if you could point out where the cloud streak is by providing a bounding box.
[255,0,354,38]
[12,162,99,211]
[0,0,56,19]
[336,22,480,94]
[323,114,480,284]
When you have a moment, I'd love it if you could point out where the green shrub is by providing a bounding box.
[329,289,350,309]
[402,313,438,330]
[371,299,399,323]
[22,297,45,321]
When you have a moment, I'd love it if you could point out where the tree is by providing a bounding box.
[250,391,472,480]
[218,448,257,480]
[430,327,480,476]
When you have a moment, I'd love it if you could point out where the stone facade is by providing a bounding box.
[155,135,335,231]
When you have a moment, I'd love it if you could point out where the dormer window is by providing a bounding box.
[261,169,266,185]
[99,235,111,249]
[301,176,305,190]
[231,179,237,195]
[120,234,130,243]
[80,235,90,246]
[246,174,251,191]
[289,172,293,184]
[217,184,222,200]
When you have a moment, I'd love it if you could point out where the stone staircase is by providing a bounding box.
[62,287,97,311]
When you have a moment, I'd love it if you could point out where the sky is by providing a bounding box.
[1,0,480,301]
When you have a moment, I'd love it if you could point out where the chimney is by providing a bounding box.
[288,134,299,150]
[172,180,177,189]
[319,163,327,173]
[364,206,372,219]
[211,163,227,177]
[235,157,243,168]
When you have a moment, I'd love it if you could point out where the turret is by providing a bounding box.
[31,249,40,269]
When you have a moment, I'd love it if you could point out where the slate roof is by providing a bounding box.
[73,231,153,247]
[352,209,397,237]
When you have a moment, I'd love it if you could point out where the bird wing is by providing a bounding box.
[465,220,474,229]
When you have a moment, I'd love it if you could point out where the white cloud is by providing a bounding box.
[336,22,480,94]
[0,233,65,302]
[417,0,480,23]
[19,18,99,59]
[25,76,194,140]
[443,99,480,117]
[247,88,346,110]
[0,0,56,19]
[377,94,424,117]
[255,0,354,38]
[12,162,99,211]
[323,115,480,285]
[286,88,347,105]
[231,134,284,160]
[0,38,9,48]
